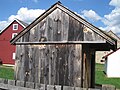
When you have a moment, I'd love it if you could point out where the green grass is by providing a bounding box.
[95,63,120,89]
[0,64,120,89]
[0,65,14,80]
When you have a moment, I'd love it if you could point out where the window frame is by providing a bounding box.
[12,33,18,39]
[13,24,18,30]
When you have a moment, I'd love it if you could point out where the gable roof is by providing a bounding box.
[103,47,120,59]
[10,2,117,45]
[108,30,120,41]
[0,19,28,35]
[15,19,28,28]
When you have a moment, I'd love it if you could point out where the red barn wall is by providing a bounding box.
[0,21,24,65]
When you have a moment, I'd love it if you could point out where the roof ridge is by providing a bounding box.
[15,18,28,27]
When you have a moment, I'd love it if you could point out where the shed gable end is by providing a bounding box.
[15,8,106,43]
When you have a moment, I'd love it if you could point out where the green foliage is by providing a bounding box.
[0,65,14,80]
[95,63,120,89]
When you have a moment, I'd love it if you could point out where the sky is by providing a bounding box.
[0,0,120,36]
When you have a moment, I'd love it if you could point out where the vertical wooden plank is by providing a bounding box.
[73,44,82,87]
[39,46,46,84]
[35,46,40,83]
[16,45,26,81]
[55,45,60,85]
[57,9,62,41]
[68,16,84,41]
[68,44,75,86]
[68,17,74,41]
[48,45,52,85]
[63,45,69,86]
[38,46,41,83]
[24,45,30,82]
[44,45,49,85]
[61,12,69,41]
[46,17,53,41]
[27,45,32,82]
[82,44,89,88]
[52,45,57,85]
[48,45,57,85]
[29,27,36,42]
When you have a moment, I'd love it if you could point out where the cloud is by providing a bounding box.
[81,10,102,22]
[0,7,45,31]
[109,0,120,7]
[0,21,10,30]
[101,0,120,35]
[80,0,120,36]
[9,7,45,24]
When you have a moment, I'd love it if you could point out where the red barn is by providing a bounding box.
[0,19,27,65]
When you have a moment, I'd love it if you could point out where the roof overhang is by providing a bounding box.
[14,41,107,45]
[14,41,116,51]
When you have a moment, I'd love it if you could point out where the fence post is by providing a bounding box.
[0,78,8,84]
[47,85,61,90]
[16,80,25,87]
[63,86,74,90]
[8,79,15,85]
[26,81,35,89]
[35,83,45,90]
[102,84,116,90]
[0,78,5,83]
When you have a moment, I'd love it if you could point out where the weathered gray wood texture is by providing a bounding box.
[15,44,82,87]
[14,8,114,88]
[17,9,106,43]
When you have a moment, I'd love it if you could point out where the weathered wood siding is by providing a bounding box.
[14,8,107,88]
[15,44,82,87]
[17,8,105,43]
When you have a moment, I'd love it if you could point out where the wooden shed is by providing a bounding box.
[10,2,117,88]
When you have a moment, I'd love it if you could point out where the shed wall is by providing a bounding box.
[14,8,111,88]
[15,44,83,87]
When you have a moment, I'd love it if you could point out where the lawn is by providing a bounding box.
[95,63,120,89]
[0,64,120,89]
[0,65,14,80]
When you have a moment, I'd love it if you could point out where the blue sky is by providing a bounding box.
[0,0,120,36]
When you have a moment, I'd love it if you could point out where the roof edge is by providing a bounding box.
[10,2,60,44]
[102,47,120,59]
[0,19,27,35]
[10,2,117,46]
